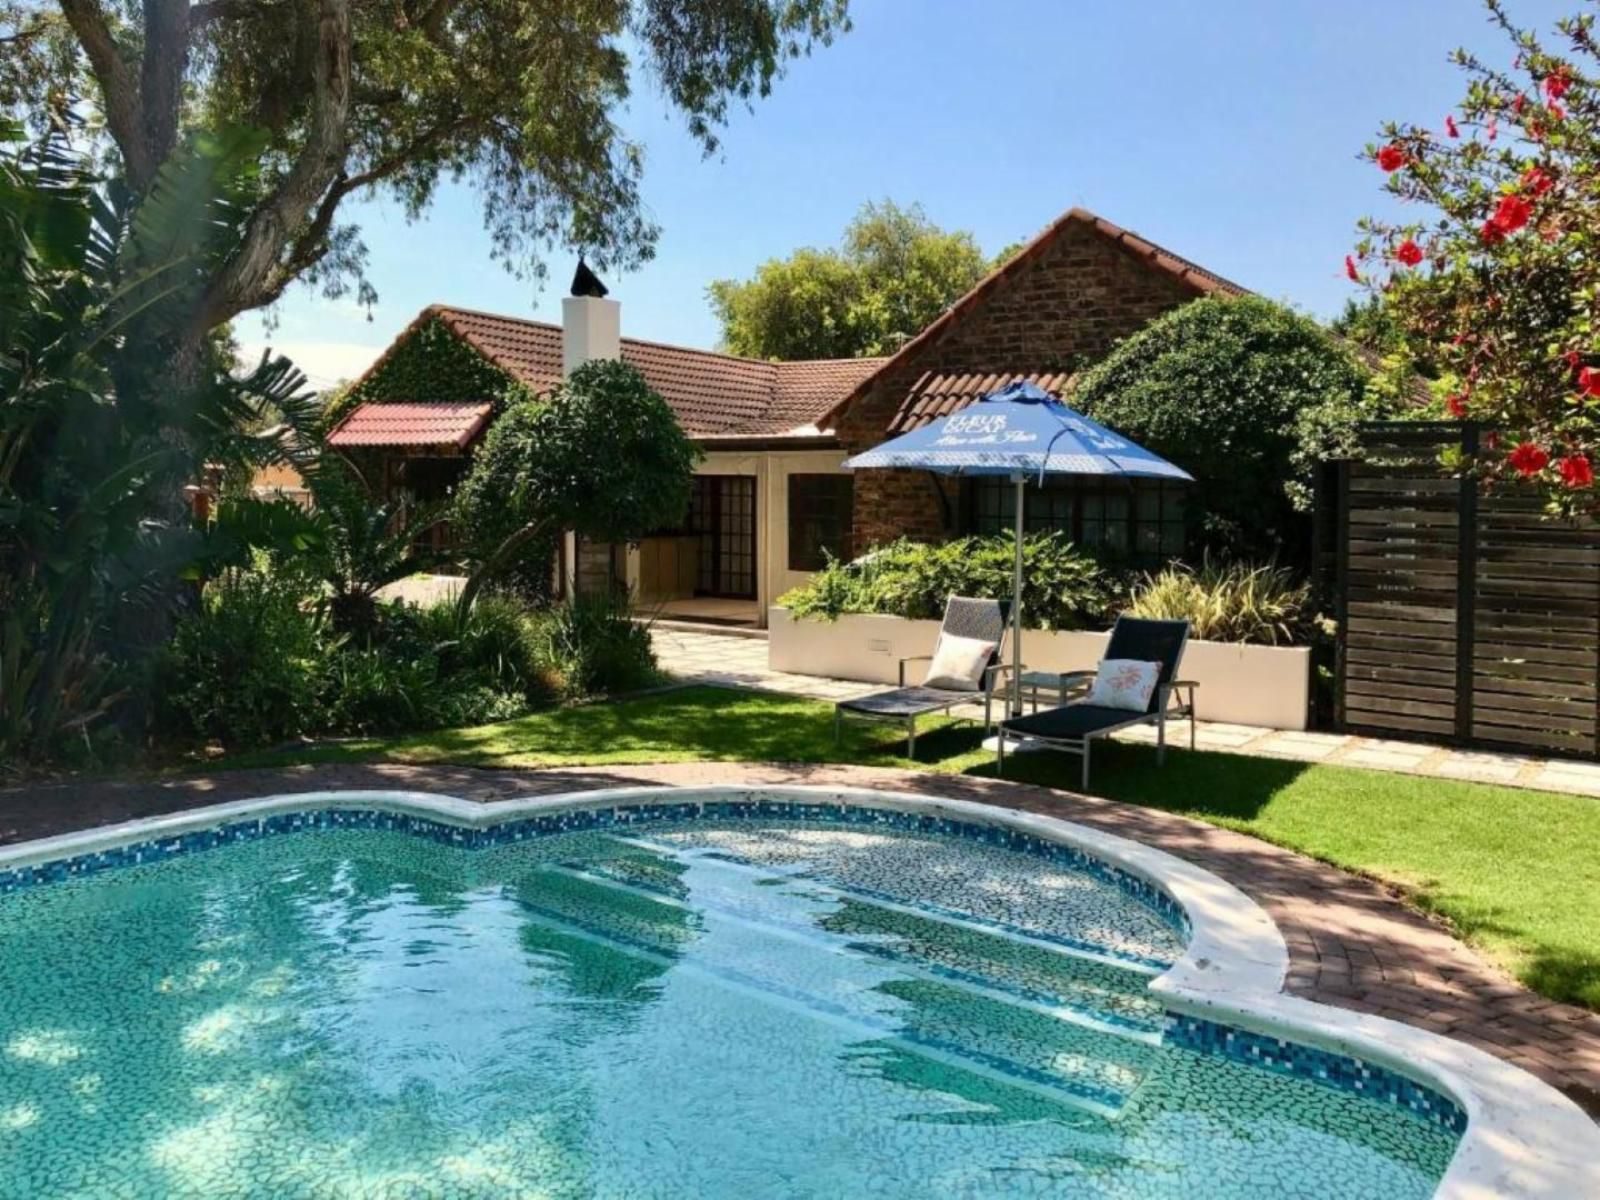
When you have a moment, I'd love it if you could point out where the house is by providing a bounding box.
[328,207,1247,627]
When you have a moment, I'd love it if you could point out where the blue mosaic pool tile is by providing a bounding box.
[0,797,1193,941]
[1163,1012,1468,1134]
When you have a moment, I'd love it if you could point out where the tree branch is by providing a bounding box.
[191,0,351,331]
[252,113,478,310]
[57,0,152,187]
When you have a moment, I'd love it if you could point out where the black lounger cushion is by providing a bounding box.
[1000,704,1149,739]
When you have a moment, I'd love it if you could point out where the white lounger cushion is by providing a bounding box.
[922,633,996,692]
[1085,659,1161,712]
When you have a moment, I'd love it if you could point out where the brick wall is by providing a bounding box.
[836,219,1201,550]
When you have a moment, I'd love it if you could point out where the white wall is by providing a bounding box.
[768,608,1312,730]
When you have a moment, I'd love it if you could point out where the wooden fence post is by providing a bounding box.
[1455,423,1478,743]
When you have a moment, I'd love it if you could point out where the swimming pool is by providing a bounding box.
[0,788,1590,1198]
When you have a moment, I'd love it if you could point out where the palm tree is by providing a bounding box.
[0,119,317,760]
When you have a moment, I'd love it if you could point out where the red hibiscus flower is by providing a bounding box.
[1445,114,1460,138]
[1514,93,1527,114]
[1509,442,1550,477]
[1481,219,1506,245]
[1344,255,1360,282]
[1445,394,1468,418]
[1377,144,1406,172]
[1395,239,1423,267]
[1491,193,1533,234]
[1579,367,1600,397]
[1545,69,1571,101]
[1560,454,1595,489]
[1521,166,1555,195]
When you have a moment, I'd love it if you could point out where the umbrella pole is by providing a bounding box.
[1011,474,1024,718]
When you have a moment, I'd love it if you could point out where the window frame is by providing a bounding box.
[787,472,854,572]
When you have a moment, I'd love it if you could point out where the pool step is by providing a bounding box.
[572,848,1166,1036]
[610,834,1174,972]
[508,877,1150,1118]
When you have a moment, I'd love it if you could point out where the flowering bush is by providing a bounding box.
[1353,1,1600,513]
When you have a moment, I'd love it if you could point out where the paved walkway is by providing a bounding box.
[652,626,1600,796]
[5,759,1596,1118]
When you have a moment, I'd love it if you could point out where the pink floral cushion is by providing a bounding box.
[1085,659,1161,712]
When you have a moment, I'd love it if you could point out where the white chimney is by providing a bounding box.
[562,295,620,374]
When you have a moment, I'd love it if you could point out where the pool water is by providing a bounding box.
[0,820,1458,1198]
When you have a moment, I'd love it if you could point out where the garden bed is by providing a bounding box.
[767,607,1311,730]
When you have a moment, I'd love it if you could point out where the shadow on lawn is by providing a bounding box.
[959,737,1314,824]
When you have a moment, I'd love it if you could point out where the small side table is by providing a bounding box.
[1016,670,1086,713]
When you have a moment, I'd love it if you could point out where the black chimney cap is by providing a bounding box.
[570,257,609,298]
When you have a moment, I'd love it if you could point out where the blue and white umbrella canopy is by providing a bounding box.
[842,380,1192,717]
[843,380,1192,482]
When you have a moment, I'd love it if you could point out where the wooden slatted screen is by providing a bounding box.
[1335,422,1600,758]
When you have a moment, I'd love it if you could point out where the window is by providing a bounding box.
[965,477,1186,564]
[788,474,854,571]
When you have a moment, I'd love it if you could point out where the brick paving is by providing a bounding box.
[4,758,1598,1120]
[652,625,1600,797]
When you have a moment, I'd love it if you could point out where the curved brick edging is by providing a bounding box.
[3,780,1595,1198]
[5,759,1600,1122]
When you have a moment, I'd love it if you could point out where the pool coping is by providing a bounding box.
[1,783,1593,1198]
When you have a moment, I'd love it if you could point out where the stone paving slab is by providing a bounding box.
[4,758,1595,1120]
[651,626,1600,800]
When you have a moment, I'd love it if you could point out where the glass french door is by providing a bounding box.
[690,475,757,599]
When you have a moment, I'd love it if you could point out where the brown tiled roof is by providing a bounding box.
[327,401,493,448]
[818,207,1250,429]
[888,370,1077,434]
[372,306,885,439]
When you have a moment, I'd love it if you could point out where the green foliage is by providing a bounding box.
[708,200,992,359]
[1126,559,1313,646]
[1354,1,1600,514]
[0,121,320,761]
[157,572,328,749]
[155,571,660,749]
[346,316,529,413]
[453,359,701,617]
[526,592,661,699]
[1071,296,1378,563]
[778,535,1122,630]
[2,1,853,328]
[299,458,446,637]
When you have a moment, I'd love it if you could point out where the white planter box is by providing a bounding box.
[767,607,1311,731]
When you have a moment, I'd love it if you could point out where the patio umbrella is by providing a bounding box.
[841,380,1192,715]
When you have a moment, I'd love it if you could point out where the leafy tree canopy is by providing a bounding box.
[452,358,700,618]
[1071,296,1377,564]
[0,0,852,341]
[1353,0,1600,511]
[708,199,1001,359]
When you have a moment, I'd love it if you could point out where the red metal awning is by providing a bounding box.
[326,401,493,449]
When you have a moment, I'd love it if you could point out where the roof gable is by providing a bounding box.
[818,208,1249,429]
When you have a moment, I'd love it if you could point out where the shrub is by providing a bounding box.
[319,596,557,735]
[317,644,529,735]
[452,359,700,618]
[1125,559,1312,646]
[1071,296,1380,565]
[528,592,661,698]
[157,572,326,747]
[778,534,1122,630]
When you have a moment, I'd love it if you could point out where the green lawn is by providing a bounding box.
[226,684,1600,1011]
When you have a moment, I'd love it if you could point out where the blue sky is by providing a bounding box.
[239,0,1575,389]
